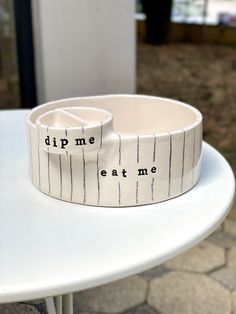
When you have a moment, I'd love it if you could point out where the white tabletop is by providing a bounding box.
[0,110,235,303]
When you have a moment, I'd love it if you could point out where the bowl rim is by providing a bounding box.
[35,106,113,131]
[26,94,202,137]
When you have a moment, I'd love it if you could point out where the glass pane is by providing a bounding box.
[172,0,206,24]
[0,0,20,109]
[172,0,236,25]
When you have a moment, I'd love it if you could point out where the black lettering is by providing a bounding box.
[45,135,50,146]
[101,170,107,177]
[53,137,57,147]
[75,138,86,146]
[89,137,95,144]
[138,168,148,176]
[60,139,68,149]
[122,169,127,177]
[151,167,156,174]
[112,169,118,176]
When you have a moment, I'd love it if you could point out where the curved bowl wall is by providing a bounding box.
[26,95,202,207]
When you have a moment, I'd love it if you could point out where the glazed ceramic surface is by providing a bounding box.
[26,95,202,207]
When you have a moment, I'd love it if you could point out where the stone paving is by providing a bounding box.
[1,43,236,313]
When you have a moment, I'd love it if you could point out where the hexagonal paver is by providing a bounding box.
[0,303,40,314]
[210,267,236,290]
[124,304,159,314]
[74,276,147,313]
[164,241,225,272]
[148,272,231,314]
[140,265,169,280]
[224,219,236,237]
[207,231,236,248]
[228,246,236,268]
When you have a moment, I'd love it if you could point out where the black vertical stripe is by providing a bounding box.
[191,128,196,186]
[137,136,140,163]
[47,150,51,195]
[69,155,73,201]
[37,127,41,189]
[47,127,50,195]
[168,133,172,198]
[136,181,139,204]
[97,152,100,206]
[181,130,186,193]
[82,125,86,203]
[65,127,68,155]
[118,182,121,205]
[153,135,157,163]
[82,149,86,204]
[118,134,121,166]
[151,177,155,201]
[100,122,103,150]
[59,154,62,198]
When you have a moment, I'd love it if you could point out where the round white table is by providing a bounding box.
[0,110,235,314]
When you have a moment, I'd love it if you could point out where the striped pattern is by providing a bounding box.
[37,126,41,189]
[69,155,73,201]
[59,155,62,198]
[136,136,140,163]
[118,134,122,166]
[181,129,186,193]
[153,135,157,163]
[151,177,155,201]
[118,182,121,205]
[33,125,201,207]
[168,133,172,198]
[136,181,139,204]
[97,152,100,206]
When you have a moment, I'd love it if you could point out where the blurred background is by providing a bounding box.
[136,0,236,183]
[0,0,20,109]
[0,0,236,313]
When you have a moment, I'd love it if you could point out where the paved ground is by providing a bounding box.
[1,43,236,313]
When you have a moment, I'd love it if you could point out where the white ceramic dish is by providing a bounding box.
[26,95,202,207]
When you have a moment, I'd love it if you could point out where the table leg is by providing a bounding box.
[45,293,73,314]
[56,295,63,314]
[63,293,73,314]
[45,297,56,314]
